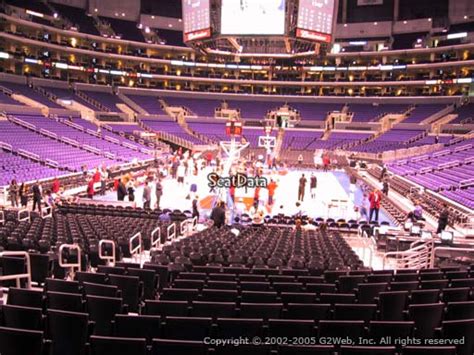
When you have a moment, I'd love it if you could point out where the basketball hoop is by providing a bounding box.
[263,125,273,136]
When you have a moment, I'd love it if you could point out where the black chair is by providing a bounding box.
[402,346,456,354]
[0,326,45,355]
[83,282,120,298]
[45,278,81,294]
[190,301,236,318]
[113,314,161,344]
[206,281,238,290]
[319,293,356,304]
[76,272,108,285]
[7,287,43,308]
[161,316,212,340]
[278,345,334,354]
[160,288,199,302]
[96,266,126,275]
[239,281,271,292]
[241,291,279,303]
[151,339,208,355]
[1,304,43,330]
[144,300,189,317]
[357,283,388,304]
[109,274,140,313]
[338,275,366,293]
[305,283,337,294]
[47,291,84,312]
[445,301,474,320]
[408,303,444,338]
[389,281,419,292]
[268,319,315,338]
[441,319,474,355]
[409,289,440,304]
[378,291,408,321]
[90,335,147,355]
[441,288,470,303]
[86,295,123,335]
[200,289,238,302]
[30,254,50,286]
[239,303,282,320]
[47,309,89,355]
[340,346,396,354]
[333,304,377,323]
[127,268,158,299]
[284,303,331,321]
[280,292,317,304]
[172,279,205,290]
[216,318,264,338]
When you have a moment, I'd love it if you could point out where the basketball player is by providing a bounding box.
[298,174,307,201]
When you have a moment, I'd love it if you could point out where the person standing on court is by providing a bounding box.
[298,174,307,201]
[310,174,317,199]
[143,181,152,209]
[32,180,42,212]
[369,188,382,222]
[155,178,163,210]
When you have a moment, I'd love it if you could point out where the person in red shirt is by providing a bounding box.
[323,154,330,172]
[93,169,101,183]
[51,178,60,194]
[87,178,95,199]
[368,189,382,222]
[267,179,277,206]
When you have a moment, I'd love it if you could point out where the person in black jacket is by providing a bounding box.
[192,195,199,220]
[437,204,450,234]
[117,179,127,201]
[32,181,42,212]
[210,201,226,228]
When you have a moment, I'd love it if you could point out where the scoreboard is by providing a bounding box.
[182,0,211,42]
[296,0,336,43]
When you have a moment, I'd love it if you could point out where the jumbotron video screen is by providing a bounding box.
[221,0,286,35]
[296,0,336,43]
[182,0,211,41]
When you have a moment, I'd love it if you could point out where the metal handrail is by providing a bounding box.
[382,240,434,270]
[41,205,52,219]
[18,208,30,222]
[0,251,32,288]
[58,244,82,277]
[98,239,116,266]
[430,246,474,268]
[151,226,161,248]
[167,223,176,242]
[129,232,142,258]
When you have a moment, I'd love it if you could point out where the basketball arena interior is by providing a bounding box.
[0,0,474,354]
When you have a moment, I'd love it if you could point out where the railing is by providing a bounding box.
[18,208,30,222]
[167,223,176,242]
[41,205,52,219]
[129,232,142,261]
[58,244,82,277]
[99,239,116,266]
[382,240,434,270]
[151,226,161,248]
[0,251,32,288]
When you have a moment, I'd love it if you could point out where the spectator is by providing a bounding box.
[210,201,226,228]
[19,182,28,208]
[155,178,163,210]
[9,179,19,207]
[127,179,135,202]
[298,154,303,166]
[32,180,42,212]
[192,195,199,220]
[382,179,389,196]
[298,174,307,201]
[267,179,277,205]
[437,204,450,233]
[117,178,127,201]
[87,178,94,199]
[143,181,152,209]
[52,177,60,194]
[310,174,317,199]
[369,189,382,222]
